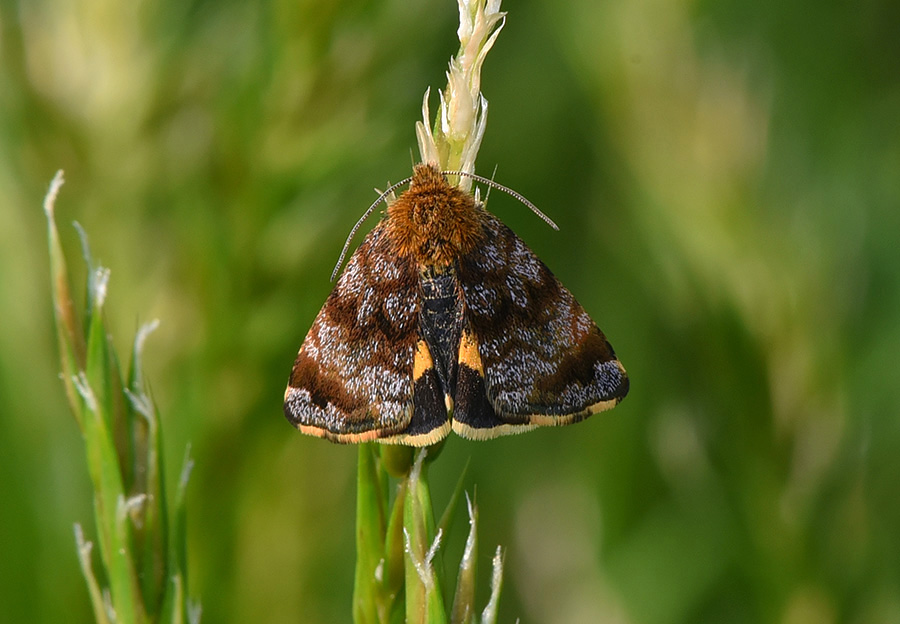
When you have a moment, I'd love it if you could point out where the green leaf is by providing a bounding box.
[354,444,387,624]
[480,546,504,624]
[126,321,169,614]
[162,447,194,623]
[74,524,113,624]
[44,171,86,428]
[382,479,408,622]
[450,495,477,624]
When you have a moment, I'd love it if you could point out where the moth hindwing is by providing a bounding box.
[284,163,628,445]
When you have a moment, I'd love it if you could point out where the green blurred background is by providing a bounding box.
[3,0,899,622]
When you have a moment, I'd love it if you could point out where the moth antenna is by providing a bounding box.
[331,175,413,281]
[443,170,560,231]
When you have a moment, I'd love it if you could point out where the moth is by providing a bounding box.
[284,163,628,445]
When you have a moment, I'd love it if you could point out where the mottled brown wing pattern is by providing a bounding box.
[452,213,629,439]
[283,222,433,443]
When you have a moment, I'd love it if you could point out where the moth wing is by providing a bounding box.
[284,223,449,445]
[452,214,629,440]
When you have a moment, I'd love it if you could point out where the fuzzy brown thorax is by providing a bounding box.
[385,163,485,267]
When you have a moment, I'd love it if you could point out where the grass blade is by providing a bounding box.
[354,443,387,624]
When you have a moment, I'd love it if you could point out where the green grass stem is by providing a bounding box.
[44,172,197,624]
